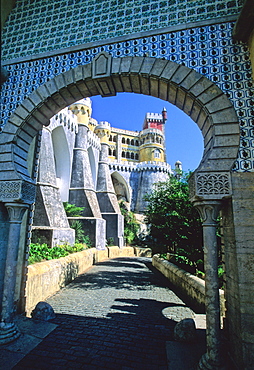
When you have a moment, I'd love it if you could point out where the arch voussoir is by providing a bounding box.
[181,69,204,91]
[160,60,180,81]
[0,55,240,202]
[119,56,133,74]
[174,87,186,110]
[75,80,93,98]
[158,79,168,101]
[197,84,224,105]
[130,57,144,74]
[149,77,160,99]
[129,73,142,94]
[189,77,214,97]
[73,65,83,83]
[167,82,178,105]
[150,58,168,78]
[140,57,157,76]
[170,64,192,85]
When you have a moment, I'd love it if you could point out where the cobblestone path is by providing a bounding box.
[14,257,195,370]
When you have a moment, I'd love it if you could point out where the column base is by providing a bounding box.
[0,322,20,345]
[198,353,226,370]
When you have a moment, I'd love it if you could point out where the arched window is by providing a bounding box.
[126,138,130,145]
[113,150,116,157]
[135,153,139,160]
[109,135,113,141]
[126,152,130,159]
[135,140,139,146]
[131,139,134,145]
[109,148,112,155]
[122,137,125,144]
[154,149,160,159]
[131,152,134,159]
[122,151,126,158]
[113,136,117,142]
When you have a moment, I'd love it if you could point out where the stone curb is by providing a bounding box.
[152,254,225,316]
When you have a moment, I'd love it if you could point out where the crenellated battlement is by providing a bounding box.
[49,108,78,133]
[109,161,172,173]
[88,129,101,150]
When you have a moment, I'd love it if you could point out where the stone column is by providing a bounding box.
[194,200,223,370]
[0,202,29,345]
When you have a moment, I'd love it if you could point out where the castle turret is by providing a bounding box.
[68,98,92,127]
[139,110,166,163]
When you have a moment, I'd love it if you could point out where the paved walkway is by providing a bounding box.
[12,257,206,370]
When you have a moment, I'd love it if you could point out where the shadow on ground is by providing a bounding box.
[11,257,206,369]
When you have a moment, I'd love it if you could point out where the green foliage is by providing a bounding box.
[106,237,115,246]
[28,242,90,265]
[63,202,92,245]
[63,202,84,217]
[119,201,140,245]
[28,243,68,264]
[144,173,204,273]
[70,220,92,245]
[70,219,85,244]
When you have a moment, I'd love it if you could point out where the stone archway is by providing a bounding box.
[111,171,131,207]
[0,54,240,365]
[0,53,239,197]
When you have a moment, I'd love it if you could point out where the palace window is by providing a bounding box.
[154,149,160,158]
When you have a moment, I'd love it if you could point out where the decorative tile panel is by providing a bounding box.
[0,19,253,173]
[2,0,244,60]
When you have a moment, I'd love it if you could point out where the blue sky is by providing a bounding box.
[91,93,204,172]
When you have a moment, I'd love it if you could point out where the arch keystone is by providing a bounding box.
[92,51,112,79]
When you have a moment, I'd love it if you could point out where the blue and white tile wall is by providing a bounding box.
[2,0,244,60]
[1,1,253,172]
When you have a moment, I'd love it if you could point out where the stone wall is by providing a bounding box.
[222,172,254,368]
[25,246,135,315]
[152,255,225,315]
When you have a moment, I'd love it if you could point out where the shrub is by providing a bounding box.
[28,242,91,265]
[119,201,140,245]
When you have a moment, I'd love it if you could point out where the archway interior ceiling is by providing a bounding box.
[0,20,253,174]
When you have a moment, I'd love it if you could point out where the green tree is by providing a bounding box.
[144,174,203,273]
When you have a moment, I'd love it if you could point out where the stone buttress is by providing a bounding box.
[68,99,106,249]
[95,121,124,247]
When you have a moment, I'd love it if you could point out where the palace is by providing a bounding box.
[31,97,176,250]
[1,1,253,368]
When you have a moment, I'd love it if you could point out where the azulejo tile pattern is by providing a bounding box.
[1,22,253,173]
[2,0,244,60]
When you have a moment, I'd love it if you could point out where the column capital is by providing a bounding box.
[193,200,221,226]
[5,202,29,223]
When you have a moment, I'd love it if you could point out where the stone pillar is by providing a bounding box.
[69,100,102,218]
[95,122,124,247]
[33,126,75,246]
[194,200,223,369]
[69,123,102,218]
[0,202,29,345]
[68,100,106,249]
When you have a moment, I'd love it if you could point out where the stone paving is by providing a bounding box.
[13,257,202,370]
